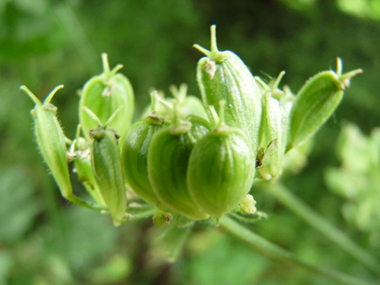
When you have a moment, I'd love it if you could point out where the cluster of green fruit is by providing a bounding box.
[21,26,361,226]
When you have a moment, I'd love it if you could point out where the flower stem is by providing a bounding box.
[219,215,376,285]
[264,182,380,277]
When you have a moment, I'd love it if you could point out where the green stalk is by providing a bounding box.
[264,182,380,277]
[219,215,376,285]
[123,205,157,222]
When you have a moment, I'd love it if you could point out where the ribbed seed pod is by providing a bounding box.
[21,85,102,210]
[256,72,289,179]
[148,114,211,220]
[69,126,105,206]
[90,126,126,226]
[187,101,256,218]
[84,106,127,226]
[79,53,134,147]
[288,58,362,150]
[194,25,261,146]
[122,111,167,207]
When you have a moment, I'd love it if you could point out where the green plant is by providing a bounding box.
[20,24,379,285]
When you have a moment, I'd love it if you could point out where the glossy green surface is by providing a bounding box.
[195,33,262,147]
[80,59,134,147]
[122,116,166,207]
[289,71,343,149]
[188,127,255,218]
[148,119,210,220]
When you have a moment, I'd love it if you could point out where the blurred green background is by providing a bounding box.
[1,0,380,284]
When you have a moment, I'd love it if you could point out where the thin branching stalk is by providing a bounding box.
[219,215,377,285]
[263,182,380,277]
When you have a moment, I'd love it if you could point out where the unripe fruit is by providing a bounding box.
[90,126,127,226]
[194,25,261,146]
[122,111,167,207]
[256,72,289,179]
[20,85,102,210]
[85,106,127,226]
[148,114,211,220]
[79,53,134,147]
[187,101,256,218]
[288,58,362,150]
[69,125,106,206]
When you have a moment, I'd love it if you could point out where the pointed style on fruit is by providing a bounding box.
[194,25,262,147]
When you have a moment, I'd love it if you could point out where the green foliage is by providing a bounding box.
[325,123,380,247]
[0,167,41,244]
[184,234,269,285]
[337,0,380,21]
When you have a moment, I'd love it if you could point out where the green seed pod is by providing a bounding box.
[256,72,289,179]
[122,111,168,208]
[187,101,256,218]
[194,25,261,146]
[20,85,103,210]
[86,107,127,226]
[148,107,211,220]
[288,58,362,150]
[21,85,70,200]
[69,125,106,206]
[79,53,134,147]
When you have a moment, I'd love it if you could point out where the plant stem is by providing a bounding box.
[219,215,376,285]
[124,205,156,222]
[264,182,380,277]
